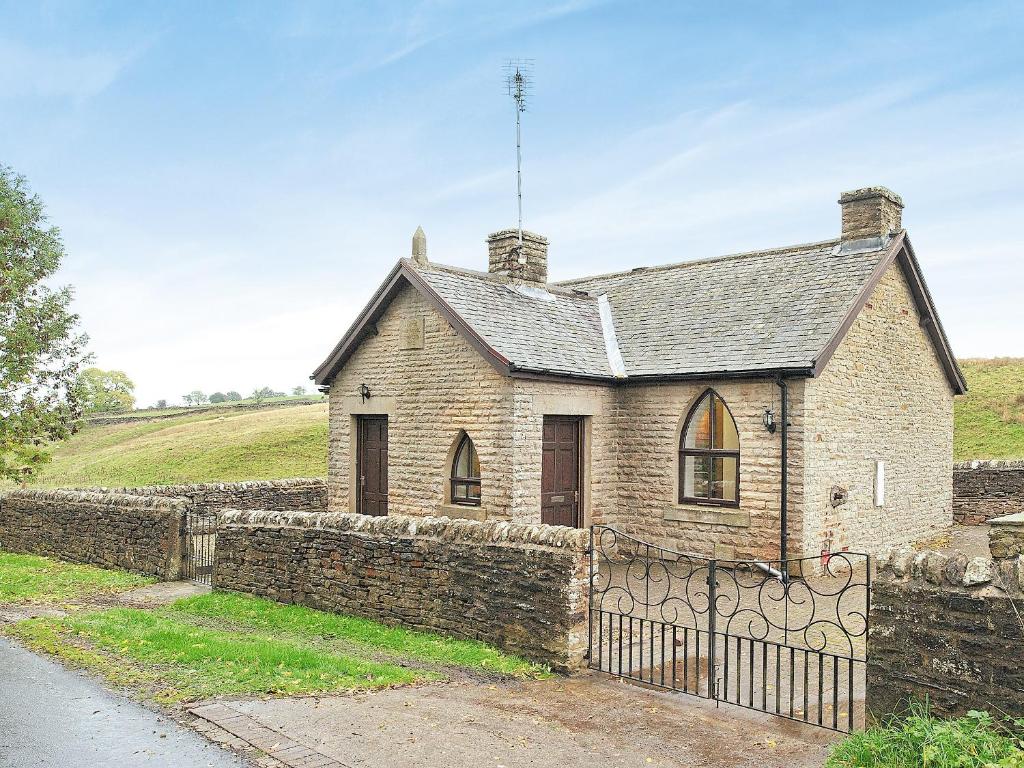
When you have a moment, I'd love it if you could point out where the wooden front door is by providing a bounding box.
[357,416,388,516]
[541,416,582,528]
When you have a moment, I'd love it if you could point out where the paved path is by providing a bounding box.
[0,637,248,768]
[192,674,839,768]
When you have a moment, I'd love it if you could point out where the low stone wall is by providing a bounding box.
[98,478,327,516]
[0,489,187,578]
[989,513,1024,561]
[954,461,1024,525]
[868,546,1024,719]
[213,510,590,671]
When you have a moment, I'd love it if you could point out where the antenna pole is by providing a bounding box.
[515,94,523,246]
[505,59,533,250]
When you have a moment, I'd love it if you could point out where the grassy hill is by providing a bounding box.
[954,358,1024,461]
[7,359,1021,489]
[22,402,328,488]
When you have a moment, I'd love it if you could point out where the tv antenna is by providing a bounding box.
[504,59,533,247]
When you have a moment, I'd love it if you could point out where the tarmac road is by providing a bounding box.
[0,636,247,768]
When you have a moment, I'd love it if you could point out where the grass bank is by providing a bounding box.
[6,591,546,704]
[0,552,153,604]
[20,402,327,488]
[955,358,1024,461]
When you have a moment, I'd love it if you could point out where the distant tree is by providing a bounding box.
[250,386,275,408]
[225,391,242,401]
[182,393,194,407]
[0,165,89,482]
[155,399,168,409]
[209,392,227,403]
[77,367,135,414]
[291,385,306,397]
[188,390,208,407]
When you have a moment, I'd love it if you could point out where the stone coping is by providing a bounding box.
[2,488,188,512]
[990,512,1024,527]
[955,460,1024,470]
[876,545,1024,594]
[219,509,590,552]
[85,478,326,494]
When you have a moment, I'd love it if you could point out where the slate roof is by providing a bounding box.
[312,231,966,393]
[414,264,614,378]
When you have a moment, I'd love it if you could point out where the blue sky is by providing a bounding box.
[2,1,1022,405]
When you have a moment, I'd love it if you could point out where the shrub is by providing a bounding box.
[828,704,1024,768]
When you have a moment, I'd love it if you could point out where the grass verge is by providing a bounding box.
[169,592,545,676]
[5,591,547,705]
[827,704,1024,767]
[0,552,153,604]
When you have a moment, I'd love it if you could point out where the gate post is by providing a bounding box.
[707,558,717,699]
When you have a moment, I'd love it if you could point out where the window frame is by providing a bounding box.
[450,433,482,507]
[678,390,741,508]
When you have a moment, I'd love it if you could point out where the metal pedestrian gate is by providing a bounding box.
[185,511,217,585]
[587,526,870,732]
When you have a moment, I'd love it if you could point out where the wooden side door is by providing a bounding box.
[541,416,582,528]
[357,416,388,516]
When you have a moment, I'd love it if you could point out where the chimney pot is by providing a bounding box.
[487,229,548,283]
[839,187,904,242]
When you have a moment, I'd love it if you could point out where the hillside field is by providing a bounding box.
[954,358,1024,461]
[21,402,328,488]
[8,359,1022,489]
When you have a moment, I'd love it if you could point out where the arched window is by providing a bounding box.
[679,390,739,506]
[451,434,481,506]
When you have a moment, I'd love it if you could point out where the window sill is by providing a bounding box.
[440,503,487,522]
[664,504,750,528]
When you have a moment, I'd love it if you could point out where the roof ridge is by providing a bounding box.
[410,259,597,300]
[554,237,842,286]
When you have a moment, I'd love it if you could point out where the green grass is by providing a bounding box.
[0,552,153,604]
[16,402,327,488]
[828,705,1024,768]
[5,591,546,704]
[955,358,1024,461]
[168,592,545,676]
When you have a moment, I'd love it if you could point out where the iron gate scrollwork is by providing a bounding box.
[587,525,869,732]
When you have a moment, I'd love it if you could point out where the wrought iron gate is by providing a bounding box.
[185,511,217,585]
[587,525,869,732]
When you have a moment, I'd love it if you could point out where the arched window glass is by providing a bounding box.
[451,434,481,506]
[679,390,740,506]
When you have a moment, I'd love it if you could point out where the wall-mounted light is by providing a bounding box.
[359,383,371,403]
[762,407,777,434]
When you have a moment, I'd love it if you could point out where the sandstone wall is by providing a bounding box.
[868,546,1024,719]
[803,263,954,557]
[954,461,1024,525]
[213,511,590,670]
[0,489,187,578]
[610,379,803,562]
[328,285,516,519]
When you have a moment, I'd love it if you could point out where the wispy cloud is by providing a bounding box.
[0,38,134,102]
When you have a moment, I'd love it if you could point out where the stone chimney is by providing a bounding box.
[487,229,548,284]
[839,187,904,242]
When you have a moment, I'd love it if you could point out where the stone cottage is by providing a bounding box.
[313,187,966,562]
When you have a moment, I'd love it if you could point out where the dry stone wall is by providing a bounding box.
[213,510,590,670]
[954,461,1024,525]
[0,489,187,578]
[96,478,327,515]
[868,545,1024,718]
